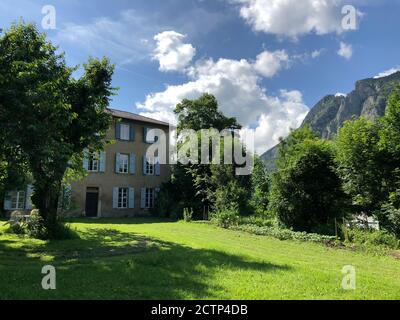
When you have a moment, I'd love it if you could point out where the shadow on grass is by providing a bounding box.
[0,227,292,299]
[64,217,176,225]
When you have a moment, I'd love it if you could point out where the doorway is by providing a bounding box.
[85,187,99,217]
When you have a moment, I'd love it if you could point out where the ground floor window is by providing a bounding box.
[145,188,154,209]
[118,187,128,209]
[11,191,25,210]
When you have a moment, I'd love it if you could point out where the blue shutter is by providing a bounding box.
[128,188,135,209]
[115,153,121,173]
[143,156,147,176]
[4,192,12,210]
[129,153,136,175]
[99,151,106,172]
[112,187,119,209]
[115,123,121,140]
[83,149,89,171]
[143,127,148,143]
[140,188,146,209]
[155,157,161,176]
[129,124,135,141]
[25,185,34,210]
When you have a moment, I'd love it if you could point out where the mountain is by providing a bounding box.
[261,71,400,170]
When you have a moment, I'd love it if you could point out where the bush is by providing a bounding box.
[211,206,240,229]
[233,224,338,245]
[183,208,193,222]
[239,215,276,228]
[346,228,399,250]
[380,203,400,237]
[25,210,46,239]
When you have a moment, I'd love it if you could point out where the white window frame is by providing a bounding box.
[88,154,99,172]
[145,188,154,209]
[118,187,128,209]
[145,157,155,176]
[120,124,130,141]
[119,154,129,174]
[10,191,25,210]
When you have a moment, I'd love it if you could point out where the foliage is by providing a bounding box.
[250,156,270,215]
[344,228,399,254]
[0,22,115,238]
[268,127,348,233]
[232,224,337,245]
[335,117,384,215]
[210,206,240,229]
[183,208,193,222]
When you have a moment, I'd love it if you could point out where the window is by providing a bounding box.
[119,154,129,174]
[120,124,130,141]
[145,188,154,209]
[145,157,155,175]
[11,191,25,210]
[118,188,128,209]
[88,154,99,172]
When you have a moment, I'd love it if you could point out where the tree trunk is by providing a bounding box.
[32,178,63,238]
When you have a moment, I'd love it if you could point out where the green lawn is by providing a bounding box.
[0,218,399,300]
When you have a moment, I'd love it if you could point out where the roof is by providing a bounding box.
[107,108,170,127]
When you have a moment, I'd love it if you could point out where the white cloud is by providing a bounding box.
[230,0,355,39]
[374,67,400,79]
[153,31,196,72]
[311,49,324,59]
[254,50,289,77]
[337,42,353,60]
[335,92,347,97]
[138,45,309,154]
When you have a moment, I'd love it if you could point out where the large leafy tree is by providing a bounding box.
[335,117,384,216]
[0,22,114,238]
[268,127,348,233]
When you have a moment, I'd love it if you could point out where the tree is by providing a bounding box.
[335,117,384,216]
[0,22,114,238]
[250,156,270,215]
[268,127,348,233]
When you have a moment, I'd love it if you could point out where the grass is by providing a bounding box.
[0,218,399,300]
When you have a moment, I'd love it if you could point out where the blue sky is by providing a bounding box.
[1,0,400,153]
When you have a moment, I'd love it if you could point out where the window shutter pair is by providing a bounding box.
[116,122,135,141]
[112,187,135,209]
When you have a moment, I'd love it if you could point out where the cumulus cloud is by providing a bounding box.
[253,50,289,77]
[337,42,353,59]
[153,31,196,72]
[230,0,356,39]
[374,67,400,79]
[139,43,309,153]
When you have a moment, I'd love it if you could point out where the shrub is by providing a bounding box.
[183,208,193,222]
[239,215,276,228]
[380,203,400,237]
[233,224,338,245]
[25,210,46,239]
[211,206,240,229]
[346,228,399,250]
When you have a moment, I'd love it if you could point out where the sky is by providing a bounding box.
[1,0,400,153]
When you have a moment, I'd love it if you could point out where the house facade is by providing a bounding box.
[3,108,171,218]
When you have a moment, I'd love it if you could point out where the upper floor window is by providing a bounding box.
[116,122,135,141]
[120,124,130,141]
[119,154,129,174]
[88,154,99,172]
[145,157,155,176]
